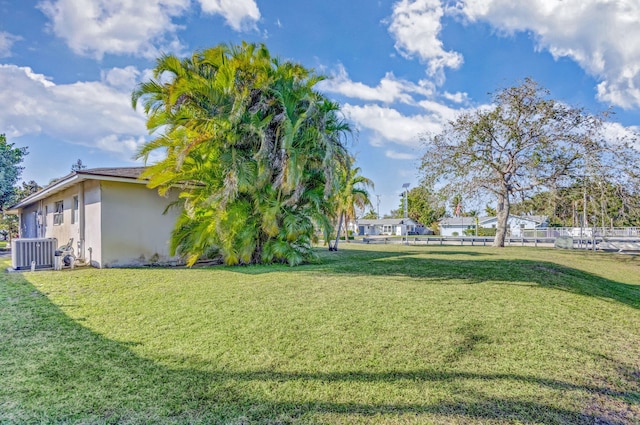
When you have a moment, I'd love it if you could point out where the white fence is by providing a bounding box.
[359,226,640,251]
[517,227,640,239]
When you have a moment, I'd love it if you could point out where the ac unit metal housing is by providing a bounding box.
[11,238,58,270]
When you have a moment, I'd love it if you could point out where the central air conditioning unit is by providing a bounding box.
[11,238,58,270]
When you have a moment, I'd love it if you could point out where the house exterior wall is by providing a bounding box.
[440,224,474,237]
[43,185,81,250]
[19,203,40,238]
[14,178,180,269]
[439,218,476,236]
[357,219,418,236]
[83,180,102,267]
[99,181,180,267]
[358,225,381,236]
[481,217,542,237]
[17,182,101,258]
[19,186,84,251]
[440,216,546,237]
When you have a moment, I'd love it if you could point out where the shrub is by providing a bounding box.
[463,227,497,236]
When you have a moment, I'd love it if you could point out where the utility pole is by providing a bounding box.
[583,183,587,231]
[376,195,381,219]
[402,183,410,243]
[583,181,587,250]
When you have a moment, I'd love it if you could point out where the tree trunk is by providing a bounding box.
[332,211,344,251]
[493,190,510,247]
[343,214,351,243]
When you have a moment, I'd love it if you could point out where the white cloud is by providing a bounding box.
[454,0,640,109]
[387,0,463,82]
[20,66,55,88]
[318,64,477,154]
[38,0,261,59]
[0,65,147,158]
[601,121,640,148]
[385,150,418,160]
[38,0,189,59]
[318,64,434,104]
[95,134,146,154]
[343,103,449,148]
[0,31,21,58]
[101,66,141,90]
[197,0,260,31]
[417,99,461,121]
[443,91,469,104]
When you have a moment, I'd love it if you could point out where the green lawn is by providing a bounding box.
[1,244,639,424]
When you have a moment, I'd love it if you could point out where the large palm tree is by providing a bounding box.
[331,163,374,250]
[132,42,351,265]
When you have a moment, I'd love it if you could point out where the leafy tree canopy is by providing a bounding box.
[331,163,373,250]
[0,134,28,211]
[407,185,446,228]
[0,180,41,240]
[420,78,639,247]
[360,209,378,220]
[14,180,42,201]
[390,184,446,227]
[510,179,640,228]
[383,209,402,219]
[133,42,352,266]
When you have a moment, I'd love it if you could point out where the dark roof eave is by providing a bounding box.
[6,167,148,213]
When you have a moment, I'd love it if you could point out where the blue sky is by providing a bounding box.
[1,0,639,215]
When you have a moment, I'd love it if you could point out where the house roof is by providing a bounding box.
[7,167,148,213]
[75,167,147,179]
[440,216,491,226]
[440,215,548,226]
[481,215,548,224]
[510,215,548,224]
[357,218,420,226]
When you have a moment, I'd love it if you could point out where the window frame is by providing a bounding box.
[53,201,64,225]
[72,195,79,224]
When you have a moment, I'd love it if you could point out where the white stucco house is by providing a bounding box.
[439,217,489,237]
[439,215,548,237]
[8,167,181,268]
[356,218,427,236]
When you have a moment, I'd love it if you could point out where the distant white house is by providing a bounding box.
[356,218,428,236]
[439,215,548,237]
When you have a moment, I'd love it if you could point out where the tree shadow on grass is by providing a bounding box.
[222,246,640,309]
[407,249,496,256]
[1,271,638,424]
[356,253,640,309]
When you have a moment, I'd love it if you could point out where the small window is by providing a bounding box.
[72,196,79,224]
[53,201,64,225]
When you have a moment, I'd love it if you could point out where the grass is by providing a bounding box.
[1,244,639,424]
[0,240,6,250]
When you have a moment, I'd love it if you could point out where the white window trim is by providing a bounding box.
[53,201,64,226]
[72,195,79,224]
